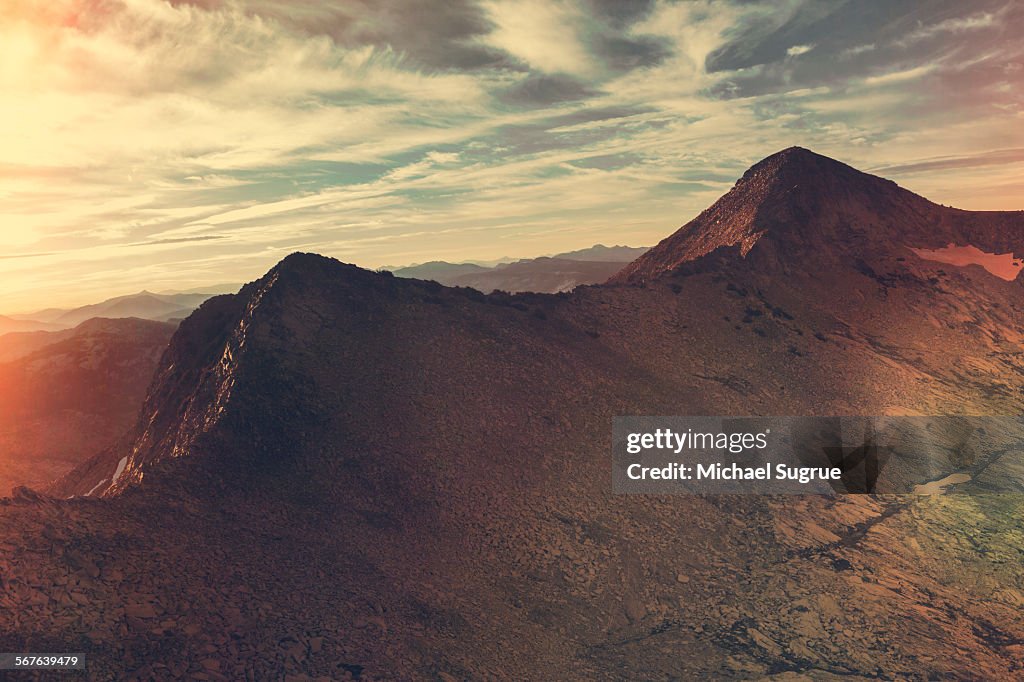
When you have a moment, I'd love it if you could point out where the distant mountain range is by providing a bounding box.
[0,325,80,363]
[0,317,176,493]
[5,290,223,331]
[0,315,64,335]
[390,244,649,293]
[553,244,652,262]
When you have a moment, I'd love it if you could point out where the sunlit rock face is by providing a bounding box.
[911,244,1023,281]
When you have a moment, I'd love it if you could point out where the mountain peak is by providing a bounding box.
[756,145,818,165]
[766,145,818,160]
[275,251,332,270]
[738,146,870,188]
[610,148,1024,285]
[271,252,389,293]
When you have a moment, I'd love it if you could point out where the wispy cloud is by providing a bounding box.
[902,9,1002,43]
[871,148,1024,175]
[0,0,1022,311]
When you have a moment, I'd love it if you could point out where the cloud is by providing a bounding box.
[862,64,936,86]
[481,0,595,76]
[589,33,673,73]
[130,235,228,247]
[170,0,513,71]
[871,148,1024,175]
[480,0,672,79]
[584,0,657,28]
[0,252,58,260]
[901,9,1002,43]
[497,73,602,107]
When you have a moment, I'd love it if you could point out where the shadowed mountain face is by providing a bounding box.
[0,318,176,493]
[10,150,1024,679]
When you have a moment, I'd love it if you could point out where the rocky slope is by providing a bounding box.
[7,149,1024,679]
[610,146,1024,284]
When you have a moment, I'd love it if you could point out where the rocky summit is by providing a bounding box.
[611,146,1024,284]
[0,150,1020,679]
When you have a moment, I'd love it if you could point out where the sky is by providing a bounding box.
[1,0,1022,312]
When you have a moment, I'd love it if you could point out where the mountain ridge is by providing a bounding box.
[55,148,1024,499]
